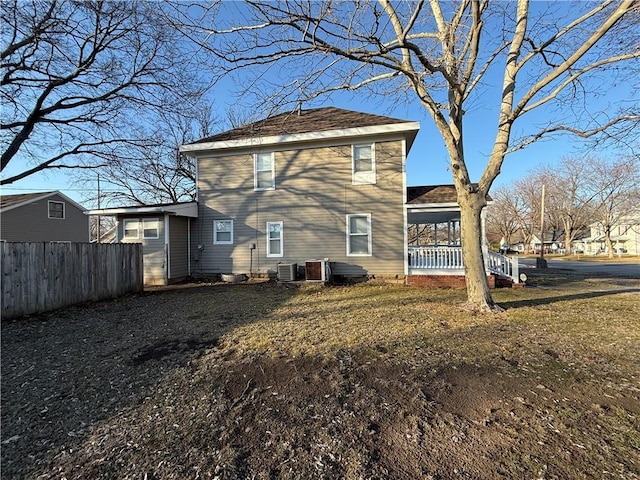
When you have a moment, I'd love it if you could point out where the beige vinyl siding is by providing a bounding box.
[118,215,166,285]
[193,138,405,277]
[168,216,189,280]
[0,194,89,242]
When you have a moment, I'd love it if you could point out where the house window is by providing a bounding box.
[352,144,375,185]
[266,221,283,257]
[123,219,139,239]
[214,220,233,245]
[255,152,275,190]
[48,201,65,219]
[346,214,372,256]
[143,218,159,239]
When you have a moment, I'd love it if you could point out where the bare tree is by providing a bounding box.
[537,157,595,252]
[175,0,638,310]
[486,186,520,248]
[77,107,217,206]
[1,0,209,185]
[584,157,640,258]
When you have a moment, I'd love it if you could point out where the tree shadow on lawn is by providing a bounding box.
[0,282,295,480]
[499,287,640,309]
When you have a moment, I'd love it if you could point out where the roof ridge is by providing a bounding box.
[188,106,415,146]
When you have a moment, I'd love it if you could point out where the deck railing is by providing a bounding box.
[486,250,519,281]
[408,246,464,269]
[408,246,519,282]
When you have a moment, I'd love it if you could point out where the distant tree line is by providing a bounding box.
[487,156,640,258]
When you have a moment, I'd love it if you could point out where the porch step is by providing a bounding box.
[494,275,514,289]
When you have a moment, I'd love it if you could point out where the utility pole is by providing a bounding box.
[97,174,101,244]
[537,184,548,269]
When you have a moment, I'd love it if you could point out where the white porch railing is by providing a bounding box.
[408,246,464,269]
[486,250,519,282]
[408,246,519,282]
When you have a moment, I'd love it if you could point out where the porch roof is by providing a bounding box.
[407,185,460,224]
[406,184,492,224]
[407,185,458,204]
[407,184,492,205]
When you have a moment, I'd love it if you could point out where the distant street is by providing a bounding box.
[519,257,640,279]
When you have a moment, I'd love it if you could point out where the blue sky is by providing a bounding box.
[0,90,606,207]
[2,1,635,207]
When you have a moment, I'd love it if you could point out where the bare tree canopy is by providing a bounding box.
[488,154,639,257]
[76,107,217,206]
[1,0,209,185]
[173,0,639,311]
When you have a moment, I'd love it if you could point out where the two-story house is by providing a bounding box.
[180,107,419,280]
[90,107,518,286]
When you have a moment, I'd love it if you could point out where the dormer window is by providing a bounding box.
[255,152,275,190]
[48,201,65,219]
[352,143,375,185]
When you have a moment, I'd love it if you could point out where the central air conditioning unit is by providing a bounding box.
[277,263,297,282]
[305,259,330,282]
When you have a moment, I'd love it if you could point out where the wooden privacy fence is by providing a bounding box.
[2,242,143,319]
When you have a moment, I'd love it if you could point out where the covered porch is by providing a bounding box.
[405,185,519,285]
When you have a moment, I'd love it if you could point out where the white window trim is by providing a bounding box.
[214,219,234,245]
[254,151,275,191]
[266,221,283,258]
[346,213,372,257]
[352,143,376,185]
[48,200,65,219]
[142,218,160,239]
[123,219,139,239]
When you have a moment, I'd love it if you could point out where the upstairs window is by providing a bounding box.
[48,201,65,219]
[214,220,234,245]
[352,144,375,185]
[255,152,275,190]
[142,218,159,239]
[123,219,139,239]
[346,214,372,256]
[266,221,283,257]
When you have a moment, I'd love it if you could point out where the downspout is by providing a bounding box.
[188,217,191,276]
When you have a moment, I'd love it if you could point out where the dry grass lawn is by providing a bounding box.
[1,272,639,479]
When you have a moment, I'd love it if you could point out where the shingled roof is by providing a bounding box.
[0,191,56,210]
[0,191,87,213]
[189,107,414,144]
[407,185,492,204]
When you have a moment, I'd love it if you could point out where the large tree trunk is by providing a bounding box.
[458,192,500,312]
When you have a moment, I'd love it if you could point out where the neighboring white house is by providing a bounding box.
[513,234,565,255]
[572,214,640,256]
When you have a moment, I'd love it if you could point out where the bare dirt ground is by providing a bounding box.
[2,274,639,480]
